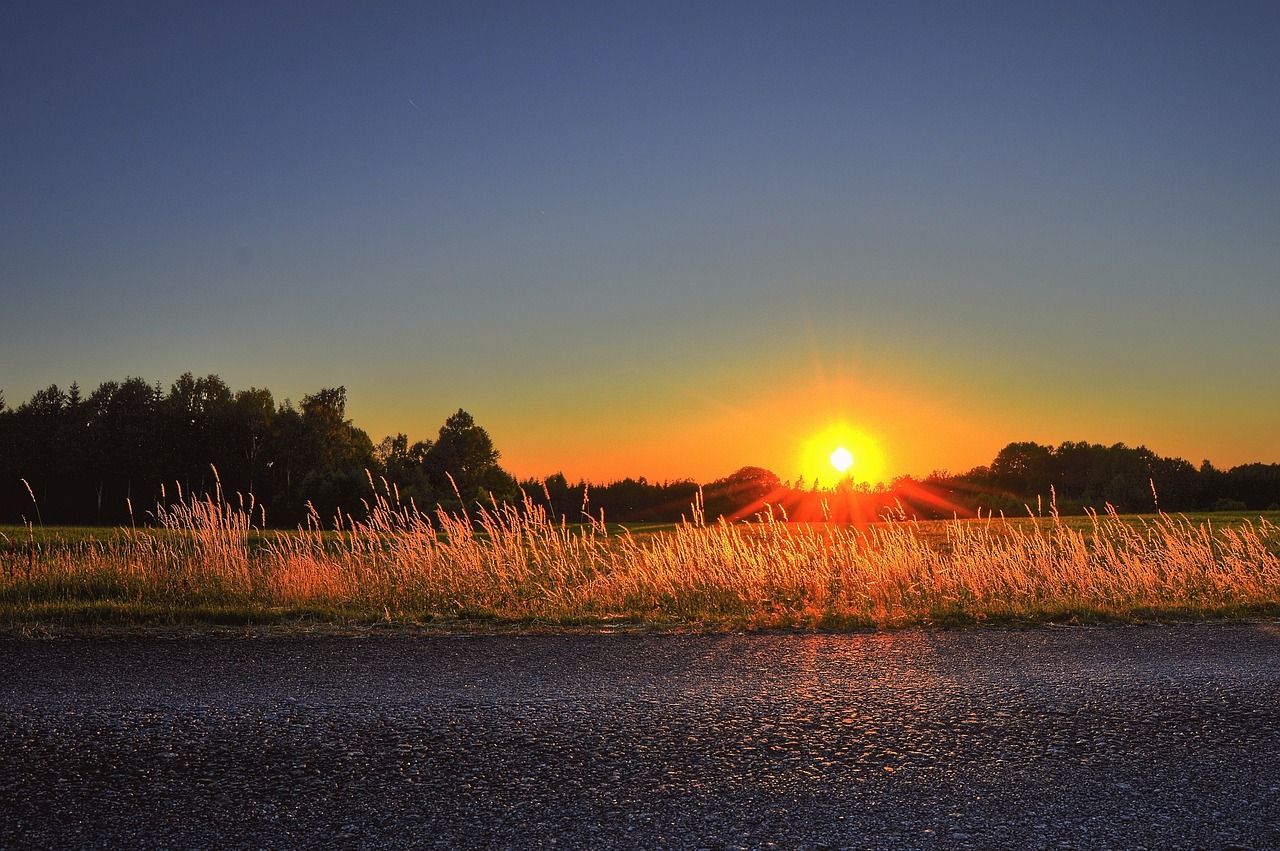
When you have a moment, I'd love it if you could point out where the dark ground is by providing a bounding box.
[1,624,1279,849]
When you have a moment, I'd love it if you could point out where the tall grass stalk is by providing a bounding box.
[3,484,1279,629]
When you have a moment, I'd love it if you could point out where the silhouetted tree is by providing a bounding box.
[424,409,517,510]
[1198,460,1229,508]
[1225,464,1280,510]
[294,387,376,524]
[157,373,237,498]
[81,377,162,521]
[527,472,587,521]
[376,432,434,508]
[990,442,1055,498]
[9,385,69,517]
[704,466,783,519]
[230,387,277,496]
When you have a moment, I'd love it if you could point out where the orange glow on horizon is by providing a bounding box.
[468,343,1005,486]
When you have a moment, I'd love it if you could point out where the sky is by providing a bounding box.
[3,1,1278,486]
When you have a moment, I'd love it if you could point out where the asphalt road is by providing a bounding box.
[2,625,1279,850]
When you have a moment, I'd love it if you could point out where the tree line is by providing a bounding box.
[2,375,1277,526]
[0,374,515,527]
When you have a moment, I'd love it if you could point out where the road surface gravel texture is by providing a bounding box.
[1,625,1279,850]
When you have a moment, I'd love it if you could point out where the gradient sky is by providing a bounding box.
[3,2,1278,485]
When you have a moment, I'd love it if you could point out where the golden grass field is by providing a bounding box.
[2,482,1279,633]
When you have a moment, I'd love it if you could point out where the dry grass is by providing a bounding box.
[3,481,1279,632]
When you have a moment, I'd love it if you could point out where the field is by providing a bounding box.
[2,488,1279,634]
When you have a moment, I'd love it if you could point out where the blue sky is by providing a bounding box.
[3,2,1278,483]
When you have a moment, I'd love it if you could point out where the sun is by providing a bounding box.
[798,424,886,487]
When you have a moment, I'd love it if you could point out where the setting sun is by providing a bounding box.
[798,424,887,487]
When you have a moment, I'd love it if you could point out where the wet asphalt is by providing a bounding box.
[1,624,1279,850]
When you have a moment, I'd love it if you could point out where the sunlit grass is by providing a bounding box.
[2,483,1279,632]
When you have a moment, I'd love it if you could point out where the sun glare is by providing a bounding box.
[799,424,886,487]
